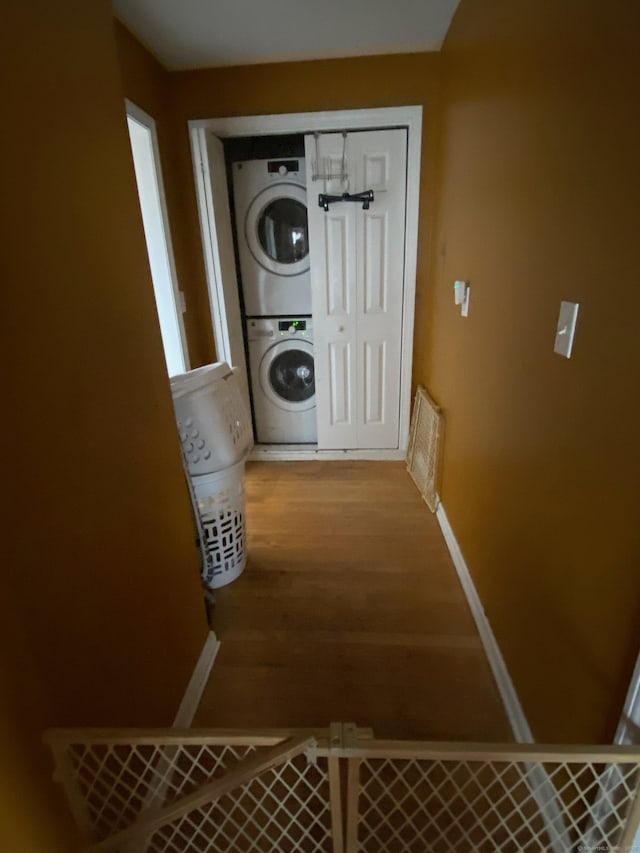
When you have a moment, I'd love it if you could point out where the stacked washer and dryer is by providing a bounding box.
[233,157,317,444]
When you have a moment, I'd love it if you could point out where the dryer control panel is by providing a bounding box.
[267,159,301,178]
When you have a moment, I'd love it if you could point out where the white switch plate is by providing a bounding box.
[461,285,471,317]
[554,301,579,358]
[454,280,467,305]
[454,280,470,316]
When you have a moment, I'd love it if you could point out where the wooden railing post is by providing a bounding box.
[329,722,344,853]
[618,772,640,849]
[47,739,94,844]
[342,722,361,853]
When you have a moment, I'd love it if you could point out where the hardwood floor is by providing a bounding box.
[194,461,512,741]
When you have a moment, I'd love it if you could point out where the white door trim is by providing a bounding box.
[190,128,235,374]
[189,106,423,456]
[126,99,190,372]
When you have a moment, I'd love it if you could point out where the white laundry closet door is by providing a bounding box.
[304,133,359,448]
[305,128,408,449]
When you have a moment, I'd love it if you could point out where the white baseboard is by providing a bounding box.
[172,631,220,728]
[436,503,569,853]
[248,447,406,462]
[435,503,532,743]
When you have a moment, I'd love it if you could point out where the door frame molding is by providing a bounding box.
[616,649,640,745]
[189,106,423,457]
[127,98,191,373]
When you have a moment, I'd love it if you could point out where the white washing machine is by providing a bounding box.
[233,158,311,316]
[247,317,316,444]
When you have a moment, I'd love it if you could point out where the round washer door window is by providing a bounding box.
[260,339,315,412]
[245,183,309,277]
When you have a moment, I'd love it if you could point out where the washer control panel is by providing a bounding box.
[247,317,312,341]
[278,319,307,334]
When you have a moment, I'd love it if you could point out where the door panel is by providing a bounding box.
[364,152,389,191]
[355,129,407,449]
[326,214,351,316]
[364,212,387,314]
[306,132,358,448]
[328,342,353,427]
[364,340,385,424]
[305,128,407,449]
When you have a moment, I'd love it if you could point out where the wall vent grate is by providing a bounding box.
[406,386,444,512]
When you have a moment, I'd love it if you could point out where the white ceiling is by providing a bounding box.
[112,0,460,70]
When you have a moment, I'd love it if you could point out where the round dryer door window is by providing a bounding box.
[257,199,308,264]
[260,339,315,413]
[245,184,309,277]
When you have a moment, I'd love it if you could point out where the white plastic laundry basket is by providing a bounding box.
[171,362,253,476]
[192,461,247,589]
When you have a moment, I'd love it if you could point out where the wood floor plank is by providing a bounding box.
[194,461,512,742]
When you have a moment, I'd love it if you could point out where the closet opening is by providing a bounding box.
[189,107,422,460]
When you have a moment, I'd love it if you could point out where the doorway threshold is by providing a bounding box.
[248,445,405,461]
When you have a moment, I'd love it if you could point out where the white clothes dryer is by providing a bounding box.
[247,317,316,444]
[233,158,311,316]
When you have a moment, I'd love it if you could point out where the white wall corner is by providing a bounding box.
[172,630,221,728]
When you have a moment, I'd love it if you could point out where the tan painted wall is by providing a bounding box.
[423,0,640,742]
[0,605,78,852]
[163,54,441,372]
[2,2,209,845]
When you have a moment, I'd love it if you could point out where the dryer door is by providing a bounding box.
[260,339,315,413]
[245,184,309,278]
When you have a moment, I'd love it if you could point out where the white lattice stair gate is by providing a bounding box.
[45,723,640,852]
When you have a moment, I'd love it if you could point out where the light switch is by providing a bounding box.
[454,280,471,316]
[454,280,467,305]
[461,285,471,317]
[554,301,579,358]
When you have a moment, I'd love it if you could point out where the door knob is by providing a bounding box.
[337,325,345,333]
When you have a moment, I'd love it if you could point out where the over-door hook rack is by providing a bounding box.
[311,130,348,183]
[318,190,375,212]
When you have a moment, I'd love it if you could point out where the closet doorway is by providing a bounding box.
[189,106,423,460]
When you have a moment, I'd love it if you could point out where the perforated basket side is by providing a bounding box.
[193,464,247,589]
[173,371,253,476]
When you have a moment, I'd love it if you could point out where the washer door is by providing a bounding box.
[245,183,309,278]
[260,339,315,413]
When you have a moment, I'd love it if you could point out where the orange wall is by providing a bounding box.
[0,606,77,852]
[2,1,208,845]
[162,53,441,371]
[423,0,640,741]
